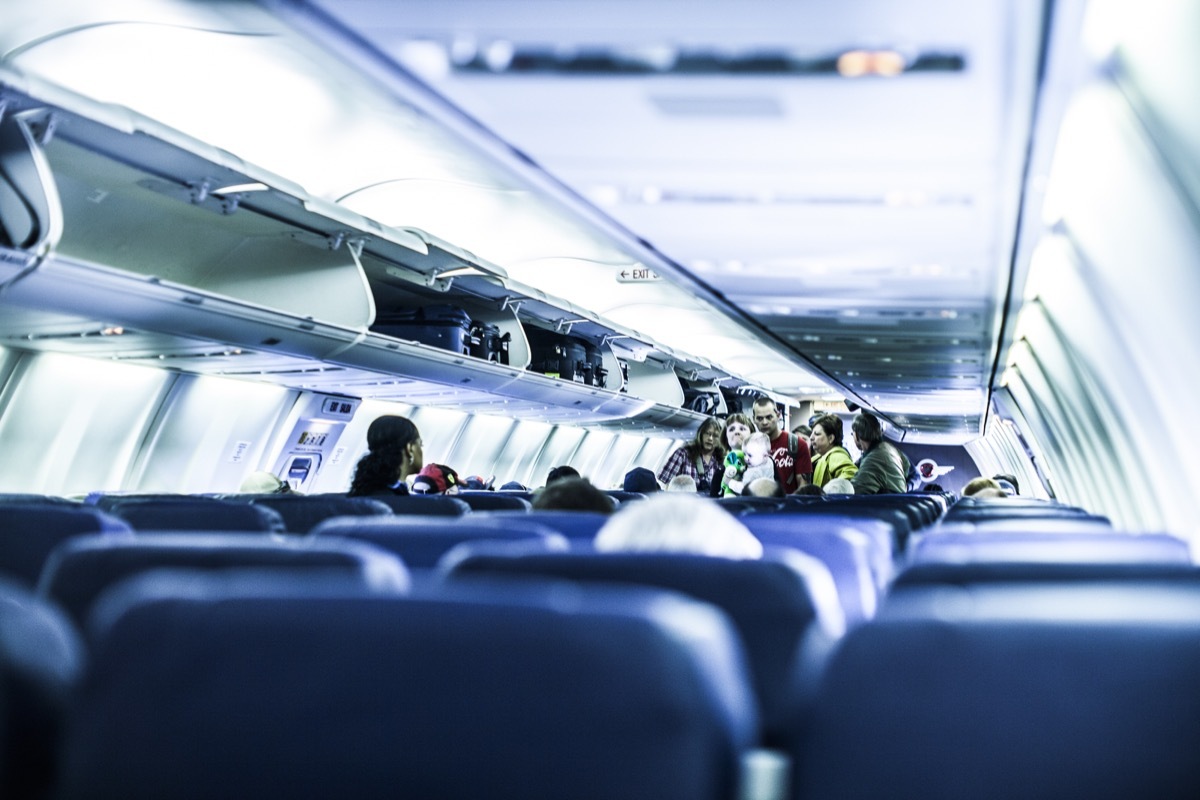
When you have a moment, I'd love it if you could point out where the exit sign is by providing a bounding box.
[616,267,661,283]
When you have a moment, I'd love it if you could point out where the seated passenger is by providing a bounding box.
[962,476,1003,497]
[464,475,493,490]
[824,477,855,494]
[794,483,824,496]
[348,415,423,497]
[623,467,662,494]
[546,465,581,486]
[992,473,1020,495]
[239,471,291,494]
[499,480,529,492]
[745,477,784,498]
[532,477,614,514]
[667,475,697,492]
[411,463,461,495]
[849,412,910,494]
[594,493,762,559]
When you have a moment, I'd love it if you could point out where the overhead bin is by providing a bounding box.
[0,73,757,430]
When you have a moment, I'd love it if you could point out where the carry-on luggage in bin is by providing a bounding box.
[469,320,511,365]
[527,327,589,383]
[372,305,476,355]
[583,341,608,388]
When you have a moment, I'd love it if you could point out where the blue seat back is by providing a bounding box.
[605,490,648,505]
[241,495,392,533]
[313,515,567,568]
[452,491,532,512]
[56,573,756,800]
[908,530,1191,567]
[741,514,883,625]
[37,534,408,626]
[101,496,286,534]
[490,510,612,540]
[0,503,132,587]
[446,547,837,744]
[795,577,1200,799]
[0,576,83,799]
[357,493,470,516]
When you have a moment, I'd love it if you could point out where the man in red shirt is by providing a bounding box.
[751,396,813,494]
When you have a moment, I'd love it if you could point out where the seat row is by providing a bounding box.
[6,521,1200,799]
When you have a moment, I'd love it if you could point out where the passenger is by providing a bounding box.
[532,477,615,513]
[725,432,775,495]
[751,395,813,493]
[848,412,910,495]
[347,414,423,497]
[656,417,724,495]
[745,477,784,498]
[963,476,1003,497]
[464,475,493,490]
[992,473,1020,495]
[411,463,461,495]
[973,487,1009,499]
[239,470,291,494]
[719,412,755,497]
[499,480,529,492]
[794,483,824,496]
[594,493,763,558]
[623,466,662,494]
[546,465,581,486]
[824,477,855,495]
[809,413,859,487]
[792,423,812,439]
[667,475,698,492]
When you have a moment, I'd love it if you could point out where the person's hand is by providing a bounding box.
[724,465,737,481]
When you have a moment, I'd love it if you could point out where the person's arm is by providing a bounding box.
[793,438,813,487]
[657,447,689,485]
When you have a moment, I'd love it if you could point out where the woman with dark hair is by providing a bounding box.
[810,413,858,488]
[347,415,423,496]
[656,416,725,496]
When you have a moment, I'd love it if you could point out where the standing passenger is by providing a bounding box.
[848,412,910,495]
[656,417,725,496]
[751,396,813,493]
[347,415,423,497]
[810,414,859,487]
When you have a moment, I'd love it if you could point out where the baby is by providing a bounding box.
[724,431,774,496]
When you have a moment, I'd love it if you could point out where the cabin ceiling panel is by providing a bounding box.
[301,0,1046,441]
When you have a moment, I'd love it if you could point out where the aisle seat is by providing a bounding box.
[0,503,132,587]
[444,546,842,747]
[313,515,568,569]
[792,578,1200,799]
[37,534,408,626]
[100,496,286,534]
[55,572,757,800]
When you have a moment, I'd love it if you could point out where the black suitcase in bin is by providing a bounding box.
[469,321,511,365]
[583,342,608,388]
[527,328,589,383]
[373,305,476,355]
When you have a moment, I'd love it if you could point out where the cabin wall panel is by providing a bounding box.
[1010,33,1200,537]
[0,350,171,495]
[126,373,298,494]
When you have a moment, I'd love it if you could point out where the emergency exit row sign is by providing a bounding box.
[616,268,661,283]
